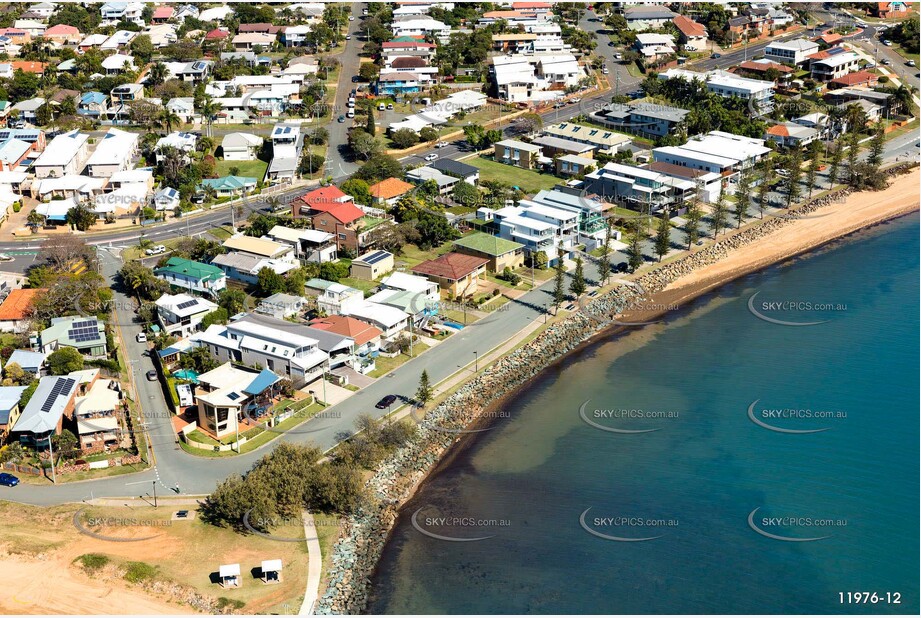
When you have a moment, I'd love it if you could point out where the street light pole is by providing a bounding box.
[47,433,56,484]
[474,351,478,372]
[153,480,158,507]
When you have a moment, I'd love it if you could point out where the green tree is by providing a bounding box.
[734,165,753,227]
[201,308,229,328]
[653,209,671,261]
[626,228,644,273]
[52,429,79,459]
[47,347,85,375]
[569,256,586,297]
[867,126,885,171]
[340,178,372,206]
[179,347,218,374]
[419,126,438,143]
[756,156,774,219]
[416,370,432,407]
[358,62,379,81]
[552,252,566,314]
[710,188,728,238]
[217,288,246,316]
[804,140,823,198]
[784,148,803,207]
[826,143,843,189]
[390,128,418,149]
[597,219,613,285]
[256,267,286,296]
[66,205,97,232]
[130,34,155,64]
[845,130,860,185]
[364,110,375,136]
[463,124,486,149]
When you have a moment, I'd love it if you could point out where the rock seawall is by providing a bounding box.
[316,164,917,614]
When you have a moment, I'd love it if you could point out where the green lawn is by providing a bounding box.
[337,277,378,295]
[367,343,430,378]
[215,158,269,180]
[468,157,562,194]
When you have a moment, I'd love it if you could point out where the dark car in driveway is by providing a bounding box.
[375,394,397,409]
[0,473,20,487]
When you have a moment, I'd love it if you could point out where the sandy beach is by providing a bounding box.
[622,167,921,323]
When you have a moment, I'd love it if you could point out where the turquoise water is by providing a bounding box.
[369,214,920,614]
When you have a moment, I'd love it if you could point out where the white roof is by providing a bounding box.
[37,176,105,196]
[155,293,218,317]
[261,559,283,572]
[74,378,120,418]
[681,131,770,163]
[222,132,262,149]
[219,564,241,578]
[227,319,318,350]
[156,131,197,151]
[101,53,135,70]
[80,33,108,46]
[87,128,138,167]
[110,168,152,184]
[33,131,87,168]
[343,302,409,329]
[653,145,738,168]
[635,33,676,46]
[380,272,434,294]
[767,38,818,51]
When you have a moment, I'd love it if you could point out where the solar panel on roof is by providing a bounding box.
[363,251,389,265]
[176,299,197,310]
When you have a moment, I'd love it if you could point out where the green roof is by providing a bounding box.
[199,175,257,192]
[155,257,225,283]
[453,232,524,257]
[306,278,337,291]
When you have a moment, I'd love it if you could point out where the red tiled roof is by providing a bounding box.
[302,185,348,204]
[368,177,414,200]
[818,33,843,44]
[512,1,553,8]
[766,124,792,137]
[412,252,488,281]
[0,288,42,321]
[44,24,80,36]
[829,70,879,86]
[11,61,47,74]
[672,14,707,38]
[737,60,794,73]
[205,28,228,39]
[152,6,174,19]
[483,10,526,18]
[309,315,382,347]
[304,200,365,225]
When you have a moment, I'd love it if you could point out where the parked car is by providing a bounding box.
[145,244,166,256]
[424,153,438,161]
[435,141,449,148]
[348,15,354,21]
[0,473,19,487]
[908,60,916,67]
[345,34,351,40]
[351,75,361,82]
[386,103,394,110]
[191,194,205,204]
[378,103,386,110]
[882,58,892,65]
[553,101,566,108]
[146,370,157,381]
[375,394,397,409]
[136,332,147,343]
[338,114,346,122]
[347,109,355,118]
[602,67,609,74]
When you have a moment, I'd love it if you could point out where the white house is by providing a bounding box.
[221,132,262,161]
[764,38,819,66]
[85,128,138,178]
[32,130,89,179]
[155,293,218,337]
[101,53,135,75]
[155,131,197,162]
[100,2,145,26]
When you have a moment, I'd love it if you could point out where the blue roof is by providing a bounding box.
[81,91,107,105]
[7,350,47,370]
[243,368,281,396]
[158,347,179,358]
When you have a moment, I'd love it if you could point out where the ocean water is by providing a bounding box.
[368,213,920,615]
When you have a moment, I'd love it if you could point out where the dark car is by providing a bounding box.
[146,370,157,381]
[614,262,629,273]
[0,473,20,487]
[176,510,189,518]
[711,52,722,59]
[338,115,346,122]
[375,394,397,409]
[351,75,361,82]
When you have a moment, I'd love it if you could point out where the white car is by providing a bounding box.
[145,245,166,256]
[883,39,893,46]
[424,153,438,161]
[347,109,355,118]
[602,67,609,74]
[347,98,355,108]
[136,332,147,343]
[435,141,449,148]
[348,15,354,21]
[378,103,386,111]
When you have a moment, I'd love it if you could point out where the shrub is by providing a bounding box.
[123,561,158,583]
[217,598,246,610]
[76,553,110,572]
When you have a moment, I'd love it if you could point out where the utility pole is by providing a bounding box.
[474,350,478,372]
[48,433,56,484]
[153,479,158,507]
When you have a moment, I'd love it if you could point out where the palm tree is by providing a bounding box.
[157,107,181,135]
[147,61,168,87]
[197,95,221,139]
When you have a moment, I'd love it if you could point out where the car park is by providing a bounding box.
[424,153,438,161]
[375,394,398,409]
[0,473,19,487]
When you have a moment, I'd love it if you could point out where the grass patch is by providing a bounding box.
[215,158,269,180]
[76,553,110,572]
[123,561,158,584]
[367,342,431,378]
[337,277,378,295]
[217,597,246,611]
[468,157,562,194]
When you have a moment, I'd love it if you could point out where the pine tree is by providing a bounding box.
[734,165,752,228]
[867,125,885,170]
[416,370,432,407]
[805,140,822,198]
[710,187,728,238]
[653,209,671,261]
[827,143,843,189]
[785,148,803,208]
[365,110,375,136]
[684,193,702,250]
[552,252,566,314]
[597,219,612,285]
[626,227,644,273]
[756,156,773,219]
[570,256,586,297]
[845,130,860,185]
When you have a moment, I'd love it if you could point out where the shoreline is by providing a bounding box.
[316,164,920,614]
